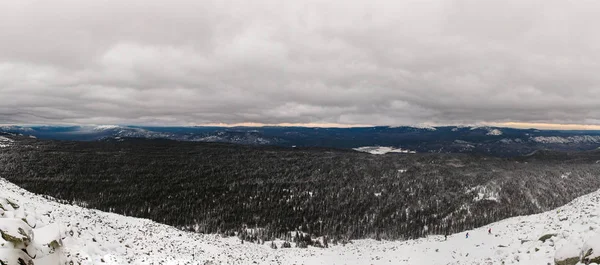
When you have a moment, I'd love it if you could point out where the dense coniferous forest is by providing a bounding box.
[1,136,600,242]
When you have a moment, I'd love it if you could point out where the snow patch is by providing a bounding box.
[468,126,503,136]
[532,135,600,144]
[469,185,500,202]
[582,234,600,262]
[554,242,581,264]
[413,124,437,131]
[0,136,14,148]
[353,146,416,155]
[0,136,14,142]
[487,129,503,136]
[499,138,523,144]
[92,125,120,131]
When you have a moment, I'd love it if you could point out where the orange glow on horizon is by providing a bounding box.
[194,122,374,128]
[487,122,600,130]
[194,122,600,130]
[3,122,600,130]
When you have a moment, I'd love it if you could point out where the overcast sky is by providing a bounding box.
[1,0,600,127]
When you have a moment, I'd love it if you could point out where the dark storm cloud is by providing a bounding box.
[1,0,600,126]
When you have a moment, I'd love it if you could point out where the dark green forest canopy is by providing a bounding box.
[1,137,600,240]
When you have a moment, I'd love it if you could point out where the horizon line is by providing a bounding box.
[2,122,600,131]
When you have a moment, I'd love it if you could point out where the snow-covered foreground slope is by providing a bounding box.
[1,178,600,265]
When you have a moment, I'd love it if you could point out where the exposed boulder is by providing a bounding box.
[0,197,67,264]
[0,219,33,249]
[540,233,558,243]
[581,234,600,264]
[554,243,581,265]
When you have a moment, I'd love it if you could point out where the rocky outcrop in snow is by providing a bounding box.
[0,198,69,265]
[554,243,580,265]
[581,234,600,264]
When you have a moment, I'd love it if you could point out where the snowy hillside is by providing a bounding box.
[487,128,503,136]
[1,178,600,264]
[531,135,600,144]
[92,125,121,131]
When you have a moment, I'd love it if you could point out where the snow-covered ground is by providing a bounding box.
[469,185,501,202]
[1,177,600,264]
[92,125,121,131]
[532,135,600,144]
[487,129,503,136]
[353,146,416,155]
[0,136,13,148]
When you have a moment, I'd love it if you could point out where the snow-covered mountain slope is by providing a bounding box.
[1,177,600,265]
[532,135,600,144]
[487,128,503,136]
[92,125,121,131]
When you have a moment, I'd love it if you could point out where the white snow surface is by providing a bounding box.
[2,178,600,264]
[92,125,120,131]
[412,124,437,131]
[486,129,503,136]
[353,146,416,155]
[581,233,600,261]
[0,136,13,142]
[532,135,600,144]
[0,136,13,148]
[469,185,500,202]
[469,126,503,136]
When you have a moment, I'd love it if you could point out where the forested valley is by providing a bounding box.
[2,136,600,245]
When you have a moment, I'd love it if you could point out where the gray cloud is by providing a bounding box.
[1,0,600,126]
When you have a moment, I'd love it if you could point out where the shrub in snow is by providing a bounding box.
[296,241,308,248]
[554,257,580,265]
[280,241,291,248]
[539,233,557,243]
[581,234,600,264]
[313,240,324,248]
[554,243,581,265]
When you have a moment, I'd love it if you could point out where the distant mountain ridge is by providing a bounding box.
[2,125,600,156]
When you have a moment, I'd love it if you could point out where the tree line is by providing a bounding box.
[1,137,600,242]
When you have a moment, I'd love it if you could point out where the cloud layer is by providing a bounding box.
[1,0,600,126]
